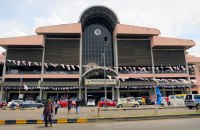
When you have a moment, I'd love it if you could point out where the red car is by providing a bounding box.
[99,99,116,107]
[0,100,7,108]
[58,99,76,108]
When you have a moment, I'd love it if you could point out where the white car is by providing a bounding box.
[7,100,24,108]
[169,95,185,106]
[87,99,95,106]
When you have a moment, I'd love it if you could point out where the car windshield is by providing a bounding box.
[88,99,94,102]
[185,95,192,100]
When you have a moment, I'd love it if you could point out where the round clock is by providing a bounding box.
[94,29,101,36]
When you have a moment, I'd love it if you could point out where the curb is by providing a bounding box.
[0,108,35,110]
[1,114,200,125]
[97,106,186,111]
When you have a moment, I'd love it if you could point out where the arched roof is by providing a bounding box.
[82,67,118,79]
[79,5,119,33]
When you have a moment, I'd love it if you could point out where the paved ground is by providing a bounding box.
[0,118,200,130]
[0,105,199,120]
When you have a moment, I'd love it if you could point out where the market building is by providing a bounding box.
[0,5,200,103]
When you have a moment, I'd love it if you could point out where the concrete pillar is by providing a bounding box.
[116,87,120,99]
[0,85,3,99]
[38,80,42,100]
[112,87,114,100]
[84,87,87,104]
[79,32,83,100]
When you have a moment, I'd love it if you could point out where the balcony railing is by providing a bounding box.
[6,70,79,74]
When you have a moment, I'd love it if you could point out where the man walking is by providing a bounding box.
[43,99,54,127]
[76,98,81,114]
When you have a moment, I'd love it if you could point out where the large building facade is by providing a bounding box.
[0,6,200,103]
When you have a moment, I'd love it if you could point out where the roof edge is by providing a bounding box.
[35,23,81,34]
[116,24,161,36]
[151,36,196,49]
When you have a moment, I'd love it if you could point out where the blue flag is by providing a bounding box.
[156,86,162,105]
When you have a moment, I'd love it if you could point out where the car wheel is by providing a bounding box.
[117,104,123,108]
[188,106,193,109]
[196,104,200,110]
[133,104,139,107]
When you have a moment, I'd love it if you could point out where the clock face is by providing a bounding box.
[94,29,101,36]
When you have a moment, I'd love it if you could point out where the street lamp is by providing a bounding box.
[102,37,109,107]
[102,53,107,101]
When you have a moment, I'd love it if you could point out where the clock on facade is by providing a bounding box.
[94,29,101,36]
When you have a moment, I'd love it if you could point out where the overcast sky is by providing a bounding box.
[0,0,200,56]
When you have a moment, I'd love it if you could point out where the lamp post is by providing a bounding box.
[102,53,107,101]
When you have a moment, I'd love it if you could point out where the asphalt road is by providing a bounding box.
[0,118,200,130]
[0,106,197,120]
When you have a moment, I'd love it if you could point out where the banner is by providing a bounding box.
[85,79,117,86]
[156,86,162,105]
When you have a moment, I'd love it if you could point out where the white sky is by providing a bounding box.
[0,0,200,56]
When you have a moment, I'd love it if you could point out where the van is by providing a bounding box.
[184,94,200,109]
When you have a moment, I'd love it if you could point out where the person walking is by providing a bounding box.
[142,97,146,105]
[68,98,72,114]
[43,99,54,127]
[54,100,59,115]
[166,96,170,106]
[75,98,81,114]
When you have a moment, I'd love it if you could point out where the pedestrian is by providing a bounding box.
[54,100,59,115]
[166,96,170,106]
[142,97,146,105]
[68,98,72,114]
[43,99,54,127]
[75,98,81,114]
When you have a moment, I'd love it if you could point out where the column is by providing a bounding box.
[79,32,83,99]
[38,80,42,100]
[0,85,3,99]
[1,50,7,99]
[84,87,87,104]
[112,87,114,100]
[41,42,45,99]
[117,87,120,99]
[184,49,191,94]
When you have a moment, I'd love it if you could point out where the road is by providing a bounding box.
[0,118,200,130]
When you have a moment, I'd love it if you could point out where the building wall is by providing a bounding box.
[6,48,43,66]
[45,39,80,65]
[153,49,186,66]
[117,39,152,66]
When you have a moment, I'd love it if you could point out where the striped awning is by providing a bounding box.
[1,82,38,86]
[120,81,192,86]
[41,81,78,87]
[1,81,79,87]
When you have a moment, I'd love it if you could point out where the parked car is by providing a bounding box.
[19,100,43,108]
[0,100,7,108]
[175,94,187,100]
[169,95,184,106]
[87,99,95,106]
[135,97,142,105]
[58,99,76,108]
[7,100,24,108]
[117,98,139,108]
[99,99,116,107]
[185,94,200,109]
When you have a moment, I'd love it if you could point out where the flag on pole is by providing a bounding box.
[24,84,28,90]
[156,86,162,105]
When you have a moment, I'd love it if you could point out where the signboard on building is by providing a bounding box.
[85,79,117,86]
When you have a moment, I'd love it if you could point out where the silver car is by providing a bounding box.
[19,100,43,108]
[185,94,200,109]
